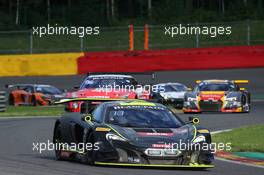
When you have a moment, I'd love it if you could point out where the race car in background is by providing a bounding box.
[6,84,65,106]
[53,98,214,168]
[183,80,251,113]
[66,74,151,112]
[151,83,188,109]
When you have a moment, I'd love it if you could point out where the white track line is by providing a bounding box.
[211,129,232,135]
[212,129,264,169]
[215,157,264,169]
[252,99,264,102]
[0,116,58,119]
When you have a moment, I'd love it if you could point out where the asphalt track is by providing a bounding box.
[0,68,264,175]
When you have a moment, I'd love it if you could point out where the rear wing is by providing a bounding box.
[55,98,142,105]
[5,84,34,89]
[233,80,249,84]
[86,72,155,82]
[55,98,147,113]
[195,80,249,84]
[86,71,154,76]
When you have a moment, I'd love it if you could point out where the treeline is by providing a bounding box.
[0,0,263,30]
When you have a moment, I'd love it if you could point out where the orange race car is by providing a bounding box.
[6,84,65,106]
[183,80,251,113]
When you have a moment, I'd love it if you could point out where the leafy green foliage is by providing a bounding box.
[0,0,263,30]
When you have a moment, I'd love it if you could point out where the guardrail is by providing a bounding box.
[0,91,6,112]
[0,20,264,54]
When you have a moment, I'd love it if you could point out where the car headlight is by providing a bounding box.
[187,97,196,101]
[192,135,206,143]
[106,133,127,142]
[226,97,237,101]
[72,102,79,109]
[160,93,168,99]
[233,101,241,106]
[120,94,129,99]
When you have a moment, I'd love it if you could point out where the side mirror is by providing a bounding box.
[82,114,93,122]
[73,85,79,90]
[61,89,67,93]
[240,88,245,91]
[188,116,200,125]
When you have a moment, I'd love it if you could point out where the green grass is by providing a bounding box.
[0,21,264,54]
[212,124,264,153]
[0,106,65,117]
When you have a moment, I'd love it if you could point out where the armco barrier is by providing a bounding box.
[0,91,6,112]
[77,45,264,74]
[0,53,82,77]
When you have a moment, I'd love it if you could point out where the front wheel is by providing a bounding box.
[53,125,64,161]
[81,132,95,165]
[32,95,38,106]
[8,94,14,105]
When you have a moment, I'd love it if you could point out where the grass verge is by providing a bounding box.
[0,106,64,117]
[212,124,264,153]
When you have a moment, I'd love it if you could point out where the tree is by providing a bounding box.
[15,0,20,25]
[47,0,51,23]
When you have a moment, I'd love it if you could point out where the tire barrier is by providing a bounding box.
[1,45,264,76]
[0,91,6,112]
[0,53,83,77]
[77,45,264,73]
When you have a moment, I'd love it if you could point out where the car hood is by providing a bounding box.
[160,91,186,99]
[67,88,137,99]
[198,91,226,101]
[108,124,196,148]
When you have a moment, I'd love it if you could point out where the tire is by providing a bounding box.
[82,132,95,165]
[8,94,14,106]
[32,96,37,106]
[242,95,250,113]
[53,125,64,161]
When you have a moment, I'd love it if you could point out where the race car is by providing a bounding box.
[53,98,214,169]
[151,83,188,109]
[183,80,251,113]
[6,84,65,106]
[66,74,151,112]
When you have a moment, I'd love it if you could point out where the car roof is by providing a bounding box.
[200,79,231,83]
[87,74,133,78]
[8,84,52,87]
[155,82,185,86]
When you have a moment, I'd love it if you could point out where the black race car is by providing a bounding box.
[53,98,214,169]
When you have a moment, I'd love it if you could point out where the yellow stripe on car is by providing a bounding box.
[191,125,198,142]
[198,129,210,134]
[95,127,111,132]
[119,101,156,106]
[105,124,127,140]
[94,162,214,168]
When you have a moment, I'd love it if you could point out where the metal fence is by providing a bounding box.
[0,91,6,112]
[0,20,264,54]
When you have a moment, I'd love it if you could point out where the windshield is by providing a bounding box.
[35,86,62,95]
[165,84,187,92]
[196,82,237,91]
[105,106,183,128]
[80,77,137,89]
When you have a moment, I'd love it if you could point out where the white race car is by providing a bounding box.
[151,83,188,108]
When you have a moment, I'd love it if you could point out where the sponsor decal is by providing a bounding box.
[137,132,174,137]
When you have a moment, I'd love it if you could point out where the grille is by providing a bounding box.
[199,100,222,112]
